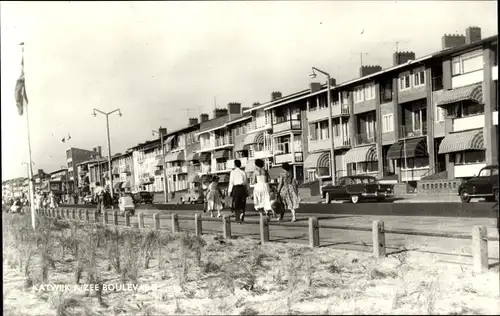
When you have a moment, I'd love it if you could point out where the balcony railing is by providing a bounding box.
[189,164,201,173]
[400,122,428,138]
[248,144,273,159]
[120,165,131,174]
[112,167,119,175]
[334,137,351,148]
[452,114,484,132]
[215,162,229,172]
[272,119,301,133]
[274,152,303,164]
[432,76,443,91]
[247,120,272,133]
[356,133,377,145]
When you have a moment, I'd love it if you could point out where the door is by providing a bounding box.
[473,167,492,195]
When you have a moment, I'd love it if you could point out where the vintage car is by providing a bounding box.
[131,191,154,204]
[322,175,395,204]
[458,165,498,203]
[83,195,95,205]
[180,188,205,204]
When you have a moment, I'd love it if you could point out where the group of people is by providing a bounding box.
[204,160,301,223]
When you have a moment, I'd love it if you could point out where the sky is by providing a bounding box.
[1,1,498,181]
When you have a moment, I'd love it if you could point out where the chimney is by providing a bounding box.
[252,102,260,107]
[271,91,282,101]
[392,51,416,66]
[159,127,167,136]
[188,118,199,126]
[310,82,322,93]
[38,169,43,177]
[359,65,382,77]
[465,26,481,45]
[227,102,242,114]
[441,33,466,50]
[213,108,228,118]
[97,146,102,156]
[329,78,337,86]
[200,113,209,122]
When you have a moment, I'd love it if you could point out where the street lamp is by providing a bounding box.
[21,161,33,199]
[92,108,122,201]
[152,128,169,203]
[310,67,336,185]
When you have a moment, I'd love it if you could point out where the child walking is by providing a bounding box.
[205,175,224,218]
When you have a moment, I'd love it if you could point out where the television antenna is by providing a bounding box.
[351,52,369,67]
[382,40,410,52]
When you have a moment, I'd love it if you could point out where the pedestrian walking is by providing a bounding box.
[205,175,224,218]
[49,190,58,211]
[252,159,273,219]
[228,159,250,223]
[277,162,301,222]
[94,182,105,215]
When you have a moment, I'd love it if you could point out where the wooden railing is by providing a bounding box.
[35,206,499,274]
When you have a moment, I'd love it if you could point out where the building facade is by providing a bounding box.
[110,151,135,193]
[66,146,100,194]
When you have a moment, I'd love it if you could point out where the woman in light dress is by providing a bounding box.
[205,175,224,218]
[252,159,274,218]
[277,162,301,222]
[49,190,58,211]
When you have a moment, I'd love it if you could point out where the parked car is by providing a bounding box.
[458,165,498,203]
[83,195,95,205]
[322,175,395,204]
[180,188,205,204]
[131,191,154,204]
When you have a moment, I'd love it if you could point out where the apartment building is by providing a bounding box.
[88,157,110,192]
[49,168,69,199]
[66,146,100,192]
[163,118,200,193]
[128,138,163,192]
[110,151,135,193]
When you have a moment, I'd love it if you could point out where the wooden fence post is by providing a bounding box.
[260,213,270,244]
[308,217,320,248]
[195,213,202,236]
[113,211,119,226]
[93,210,99,223]
[472,225,488,273]
[103,211,109,225]
[125,212,130,227]
[138,212,144,229]
[85,209,90,222]
[172,213,180,233]
[78,209,83,221]
[72,208,76,220]
[66,208,71,219]
[223,215,231,239]
[372,220,386,258]
[153,213,160,230]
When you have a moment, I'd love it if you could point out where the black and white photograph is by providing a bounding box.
[1,1,499,315]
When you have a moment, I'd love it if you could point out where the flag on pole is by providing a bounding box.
[14,43,28,116]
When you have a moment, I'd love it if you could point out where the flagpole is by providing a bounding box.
[21,43,36,230]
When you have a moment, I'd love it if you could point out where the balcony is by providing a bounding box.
[308,138,330,152]
[189,164,201,173]
[200,163,211,174]
[400,122,428,139]
[356,133,377,146]
[307,107,329,123]
[334,137,351,148]
[432,76,443,91]
[247,120,272,133]
[112,167,119,175]
[332,103,350,117]
[272,119,301,134]
[400,167,430,182]
[120,165,131,174]
[227,157,248,169]
[275,152,303,164]
[166,165,188,175]
[200,136,233,152]
[154,169,162,176]
[248,144,273,159]
[452,69,483,89]
[452,114,484,132]
[215,162,229,173]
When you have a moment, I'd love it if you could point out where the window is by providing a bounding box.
[457,101,484,117]
[411,103,427,132]
[318,95,328,109]
[382,114,394,133]
[358,162,378,173]
[454,150,486,165]
[380,81,393,103]
[334,123,340,138]
[413,69,425,86]
[364,83,375,100]
[354,86,364,103]
[399,74,411,90]
[401,157,429,169]
[452,51,483,75]
[319,121,329,139]
[309,123,318,141]
[365,112,376,139]
[436,106,445,122]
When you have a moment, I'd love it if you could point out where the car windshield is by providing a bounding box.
[352,177,376,184]
[479,168,493,177]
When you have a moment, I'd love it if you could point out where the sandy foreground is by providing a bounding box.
[2,214,500,316]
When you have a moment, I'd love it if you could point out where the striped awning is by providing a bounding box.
[186,152,199,161]
[113,182,123,189]
[436,83,483,106]
[218,173,230,183]
[304,152,330,170]
[345,145,378,164]
[438,129,484,154]
[164,135,175,144]
[121,181,131,189]
[243,132,264,146]
[199,152,211,162]
[187,173,200,183]
[386,137,428,160]
[213,150,230,159]
[165,151,185,162]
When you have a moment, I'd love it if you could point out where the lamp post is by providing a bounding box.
[153,128,169,203]
[92,108,122,201]
[310,67,336,185]
[21,161,33,202]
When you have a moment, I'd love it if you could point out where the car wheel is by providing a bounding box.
[350,195,360,204]
[325,192,331,204]
[460,189,471,203]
